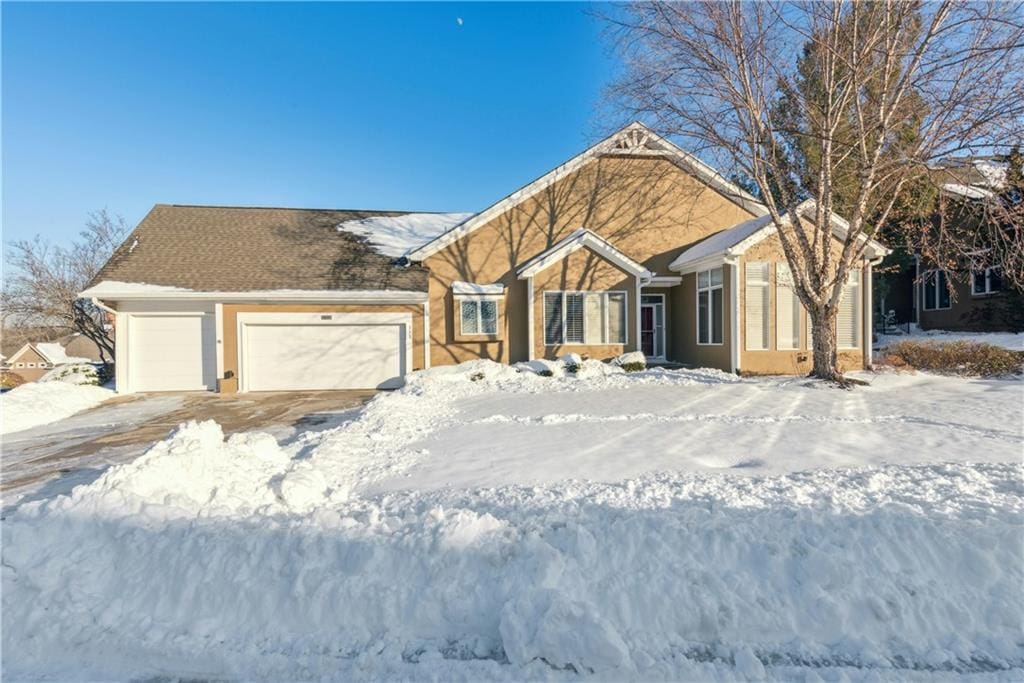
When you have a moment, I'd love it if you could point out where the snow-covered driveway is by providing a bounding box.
[3,360,1022,681]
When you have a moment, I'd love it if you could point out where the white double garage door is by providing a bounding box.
[123,308,411,392]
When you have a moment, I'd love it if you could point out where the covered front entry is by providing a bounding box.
[640,294,666,359]
[237,312,412,391]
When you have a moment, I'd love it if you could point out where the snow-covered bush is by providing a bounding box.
[881,340,1024,377]
[611,351,647,373]
[40,362,104,386]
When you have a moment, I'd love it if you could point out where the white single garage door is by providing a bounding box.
[240,313,409,391]
[130,314,216,392]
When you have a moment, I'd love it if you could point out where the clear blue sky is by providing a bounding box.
[3,2,620,247]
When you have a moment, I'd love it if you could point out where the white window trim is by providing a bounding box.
[696,267,724,346]
[543,290,629,346]
[15,362,25,368]
[922,269,951,311]
[459,298,498,336]
[971,267,1001,297]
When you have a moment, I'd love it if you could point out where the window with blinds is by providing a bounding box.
[745,262,770,351]
[837,270,861,349]
[776,263,801,350]
[544,291,626,345]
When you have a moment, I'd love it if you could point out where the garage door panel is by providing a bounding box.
[243,323,405,391]
[130,314,216,392]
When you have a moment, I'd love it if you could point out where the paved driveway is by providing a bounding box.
[2,390,375,508]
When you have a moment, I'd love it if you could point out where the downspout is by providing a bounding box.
[864,254,886,369]
[89,297,124,392]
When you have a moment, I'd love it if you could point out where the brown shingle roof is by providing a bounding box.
[90,204,431,292]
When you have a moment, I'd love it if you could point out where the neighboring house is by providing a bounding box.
[908,157,1021,332]
[81,122,888,394]
[1,334,100,382]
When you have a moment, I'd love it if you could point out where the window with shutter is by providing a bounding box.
[564,293,585,343]
[837,270,861,348]
[745,262,770,351]
[776,263,801,350]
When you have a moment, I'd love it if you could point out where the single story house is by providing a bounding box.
[1,334,101,382]
[81,122,888,393]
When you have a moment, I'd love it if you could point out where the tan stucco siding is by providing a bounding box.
[530,247,638,360]
[671,271,734,371]
[5,347,52,382]
[423,155,755,367]
[738,232,866,374]
[220,303,425,393]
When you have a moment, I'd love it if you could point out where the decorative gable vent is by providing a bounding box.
[614,128,651,151]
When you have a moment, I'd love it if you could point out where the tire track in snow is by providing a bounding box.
[474,412,1022,444]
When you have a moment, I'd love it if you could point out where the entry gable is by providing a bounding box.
[516,229,654,281]
[407,122,767,262]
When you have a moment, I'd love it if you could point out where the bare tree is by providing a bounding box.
[3,209,129,364]
[607,0,1024,380]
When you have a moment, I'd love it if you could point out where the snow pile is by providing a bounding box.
[337,212,473,258]
[3,361,1022,680]
[0,381,112,435]
[4,456,1022,680]
[34,342,91,365]
[877,325,1024,351]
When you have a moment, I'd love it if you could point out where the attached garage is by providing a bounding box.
[127,313,217,392]
[237,312,412,391]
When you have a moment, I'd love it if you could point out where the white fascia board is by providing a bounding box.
[407,121,769,262]
[671,253,736,276]
[79,284,428,305]
[516,229,653,281]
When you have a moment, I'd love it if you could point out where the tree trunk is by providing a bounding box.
[808,305,843,381]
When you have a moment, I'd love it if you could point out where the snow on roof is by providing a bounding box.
[337,212,474,258]
[973,160,1008,188]
[451,281,506,295]
[35,343,92,365]
[941,183,994,200]
[670,214,775,267]
[82,281,194,296]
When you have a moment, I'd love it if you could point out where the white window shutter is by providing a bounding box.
[837,270,861,348]
[745,262,770,351]
[776,263,801,350]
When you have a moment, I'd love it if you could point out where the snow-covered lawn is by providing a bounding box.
[0,380,113,435]
[3,360,1023,681]
[876,326,1024,351]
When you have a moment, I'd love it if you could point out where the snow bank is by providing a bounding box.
[0,381,112,435]
[4,361,1022,680]
[4,456,1021,680]
[337,212,473,258]
[877,326,1024,352]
